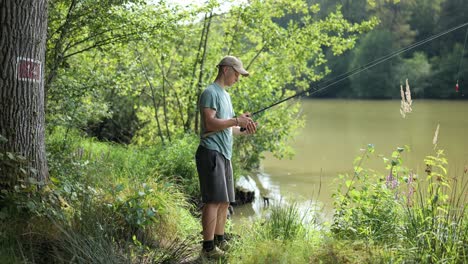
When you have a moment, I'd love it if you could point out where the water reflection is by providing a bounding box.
[232,172,330,227]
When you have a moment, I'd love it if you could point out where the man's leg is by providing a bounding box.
[213,202,231,251]
[201,203,226,258]
[214,202,229,235]
[202,203,220,241]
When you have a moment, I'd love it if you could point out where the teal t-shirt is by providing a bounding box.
[199,82,235,160]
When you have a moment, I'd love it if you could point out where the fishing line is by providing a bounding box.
[248,21,468,117]
[455,27,468,92]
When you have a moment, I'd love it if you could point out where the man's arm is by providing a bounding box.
[202,108,237,132]
[202,108,256,134]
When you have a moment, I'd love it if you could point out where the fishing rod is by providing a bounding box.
[236,21,468,132]
[203,21,468,136]
[246,21,468,118]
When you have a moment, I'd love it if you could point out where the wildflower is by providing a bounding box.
[407,171,415,206]
[386,166,398,189]
[425,164,432,175]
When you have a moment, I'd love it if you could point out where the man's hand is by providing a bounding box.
[244,121,257,134]
[238,112,257,134]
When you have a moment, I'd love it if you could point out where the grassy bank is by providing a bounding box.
[1,130,467,263]
[1,128,200,263]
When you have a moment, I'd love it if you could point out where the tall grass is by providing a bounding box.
[47,127,160,185]
[263,201,307,241]
[1,128,200,263]
[4,127,467,263]
[332,144,404,244]
[401,150,468,263]
[228,201,320,263]
[332,144,468,263]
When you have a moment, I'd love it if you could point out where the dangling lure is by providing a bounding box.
[455,28,468,93]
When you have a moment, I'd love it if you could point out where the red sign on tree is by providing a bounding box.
[16,57,41,82]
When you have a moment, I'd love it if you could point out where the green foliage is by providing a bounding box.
[427,42,468,98]
[0,135,63,221]
[332,145,405,244]
[230,239,315,264]
[46,0,378,170]
[401,149,468,263]
[46,128,199,232]
[0,179,197,263]
[0,177,67,224]
[112,182,159,230]
[0,147,36,190]
[332,144,468,263]
[1,128,200,263]
[393,51,431,96]
[228,202,320,264]
[109,179,199,239]
[321,0,468,99]
[308,239,391,264]
[349,30,399,98]
[262,202,307,241]
[46,127,159,186]
[153,133,200,198]
[46,0,182,138]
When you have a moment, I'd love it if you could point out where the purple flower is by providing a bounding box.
[407,171,415,206]
[386,167,398,189]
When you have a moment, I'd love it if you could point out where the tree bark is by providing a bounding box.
[0,0,49,183]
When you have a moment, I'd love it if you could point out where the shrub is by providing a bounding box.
[0,128,201,263]
[332,144,468,262]
[228,202,319,264]
[332,144,404,244]
[401,149,468,263]
[262,201,307,241]
[154,134,200,199]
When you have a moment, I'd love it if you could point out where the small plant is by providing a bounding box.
[154,133,199,198]
[0,134,40,198]
[228,202,320,264]
[263,201,307,241]
[332,144,403,244]
[331,138,468,263]
[113,182,159,230]
[401,148,468,263]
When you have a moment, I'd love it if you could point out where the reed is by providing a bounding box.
[401,151,468,263]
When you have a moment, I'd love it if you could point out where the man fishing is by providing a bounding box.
[195,55,257,258]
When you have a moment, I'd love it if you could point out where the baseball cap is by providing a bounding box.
[217,56,249,76]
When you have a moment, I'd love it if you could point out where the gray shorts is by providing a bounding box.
[195,145,235,203]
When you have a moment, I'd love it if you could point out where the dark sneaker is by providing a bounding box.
[201,246,225,259]
[216,239,231,251]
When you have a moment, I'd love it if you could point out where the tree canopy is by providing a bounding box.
[42,0,468,168]
[45,0,381,167]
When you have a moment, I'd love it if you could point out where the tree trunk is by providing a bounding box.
[184,12,209,133]
[194,11,213,134]
[0,0,49,183]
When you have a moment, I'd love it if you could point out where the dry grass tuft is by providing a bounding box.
[400,79,413,118]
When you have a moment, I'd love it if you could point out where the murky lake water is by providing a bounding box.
[232,99,468,225]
